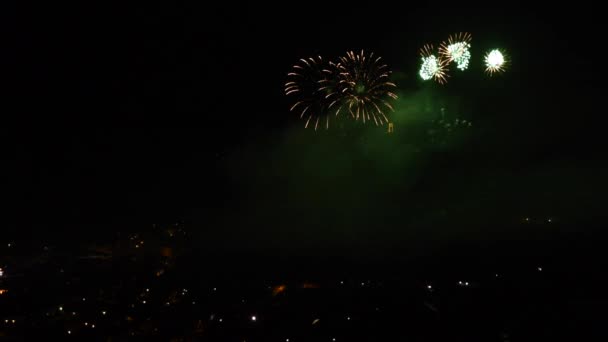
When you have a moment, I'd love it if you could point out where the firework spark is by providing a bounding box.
[284,56,342,130]
[484,49,507,75]
[439,32,472,70]
[335,50,397,125]
[419,44,448,84]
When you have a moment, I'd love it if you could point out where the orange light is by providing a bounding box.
[0,289,7,295]
[272,285,286,296]
[160,247,173,257]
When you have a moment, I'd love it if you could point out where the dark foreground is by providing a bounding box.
[1,223,606,341]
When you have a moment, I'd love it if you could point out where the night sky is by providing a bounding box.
[6,2,607,261]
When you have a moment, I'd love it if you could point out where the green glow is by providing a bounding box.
[446,42,471,70]
[419,55,440,81]
[355,83,366,94]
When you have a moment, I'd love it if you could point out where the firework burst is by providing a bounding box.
[284,56,342,130]
[335,50,397,125]
[419,44,449,84]
[484,49,507,75]
[439,32,472,70]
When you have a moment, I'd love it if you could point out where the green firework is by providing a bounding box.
[440,33,473,71]
[419,44,448,84]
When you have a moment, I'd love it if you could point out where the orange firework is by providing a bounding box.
[285,56,343,130]
[335,50,398,126]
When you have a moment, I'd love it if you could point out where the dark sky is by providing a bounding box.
[5,2,607,257]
